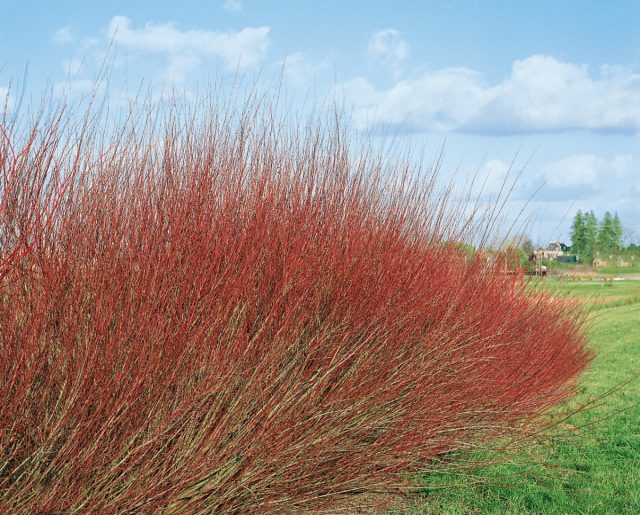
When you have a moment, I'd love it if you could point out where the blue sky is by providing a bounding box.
[2,1,640,244]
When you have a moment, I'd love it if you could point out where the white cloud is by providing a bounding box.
[610,154,634,176]
[368,29,409,64]
[476,158,513,197]
[522,152,639,242]
[340,55,640,134]
[534,153,635,200]
[542,154,604,189]
[339,68,485,132]
[52,26,73,44]
[279,52,331,90]
[106,16,270,81]
[223,0,242,12]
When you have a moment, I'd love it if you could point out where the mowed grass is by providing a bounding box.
[408,278,640,514]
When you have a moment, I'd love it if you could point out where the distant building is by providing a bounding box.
[533,242,565,261]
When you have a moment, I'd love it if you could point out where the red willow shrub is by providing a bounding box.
[0,112,66,284]
[0,91,591,512]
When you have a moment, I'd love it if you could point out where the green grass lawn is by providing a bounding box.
[407,278,640,514]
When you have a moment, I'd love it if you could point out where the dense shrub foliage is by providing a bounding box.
[0,94,591,512]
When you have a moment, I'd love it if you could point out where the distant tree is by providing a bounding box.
[612,213,624,256]
[598,212,623,257]
[570,210,586,259]
[571,210,626,262]
[585,211,598,261]
[506,234,534,256]
[598,211,615,256]
[521,237,534,257]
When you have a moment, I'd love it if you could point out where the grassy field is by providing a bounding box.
[408,277,640,514]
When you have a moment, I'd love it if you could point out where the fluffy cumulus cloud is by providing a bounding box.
[339,68,485,132]
[476,158,514,198]
[464,153,640,242]
[340,55,640,134]
[279,52,331,90]
[533,153,635,201]
[368,29,409,64]
[106,16,269,81]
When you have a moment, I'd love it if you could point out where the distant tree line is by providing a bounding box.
[570,210,624,262]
